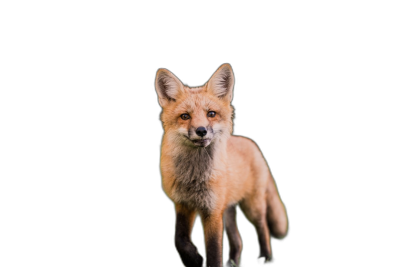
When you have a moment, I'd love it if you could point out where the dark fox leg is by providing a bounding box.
[224,206,242,266]
[175,204,203,267]
[240,200,272,262]
[254,220,272,262]
[201,210,224,267]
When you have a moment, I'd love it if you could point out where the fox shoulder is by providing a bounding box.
[227,135,269,166]
[228,135,260,152]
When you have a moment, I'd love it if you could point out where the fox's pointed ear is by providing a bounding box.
[206,63,235,102]
[155,68,184,107]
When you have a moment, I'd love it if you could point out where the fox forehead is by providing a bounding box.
[174,88,222,114]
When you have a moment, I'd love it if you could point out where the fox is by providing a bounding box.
[154,64,288,267]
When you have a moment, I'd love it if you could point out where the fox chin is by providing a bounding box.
[155,63,288,267]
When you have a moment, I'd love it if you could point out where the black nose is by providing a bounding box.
[196,127,207,137]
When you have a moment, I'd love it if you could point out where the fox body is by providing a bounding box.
[155,64,288,267]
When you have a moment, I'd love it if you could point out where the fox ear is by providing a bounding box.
[155,68,184,107]
[207,63,235,102]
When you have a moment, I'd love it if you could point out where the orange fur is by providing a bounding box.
[155,64,288,266]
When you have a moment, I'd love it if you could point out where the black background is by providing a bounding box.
[49,25,360,267]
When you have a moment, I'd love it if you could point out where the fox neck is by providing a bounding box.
[173,141,216,182]
[170,138,225,210]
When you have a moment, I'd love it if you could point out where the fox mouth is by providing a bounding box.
[185,137,211,147]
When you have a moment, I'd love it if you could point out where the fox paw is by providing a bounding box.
[227,259,239,267]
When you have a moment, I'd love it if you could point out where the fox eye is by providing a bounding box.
[207,111,216,118]
[180,113,190,120]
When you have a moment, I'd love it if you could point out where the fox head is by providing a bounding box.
[155,64,234,148]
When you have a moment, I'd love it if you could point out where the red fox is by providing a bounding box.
[155,64,288,267]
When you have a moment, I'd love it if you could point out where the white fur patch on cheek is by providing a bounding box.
[211,122,231,139]
[212,123,223,133]
[177,126,189,136]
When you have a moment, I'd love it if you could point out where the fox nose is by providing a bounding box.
[195,127,207,137]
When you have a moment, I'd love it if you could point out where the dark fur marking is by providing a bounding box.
[205,232,222,267]
[175,212,203,267]
[255,225,272,261]
[173,144,215,211]
[224,206,242,265]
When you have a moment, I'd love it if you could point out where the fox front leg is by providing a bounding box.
[224,206,242,266]
[175,204,203,267]
[201,211,224,267]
